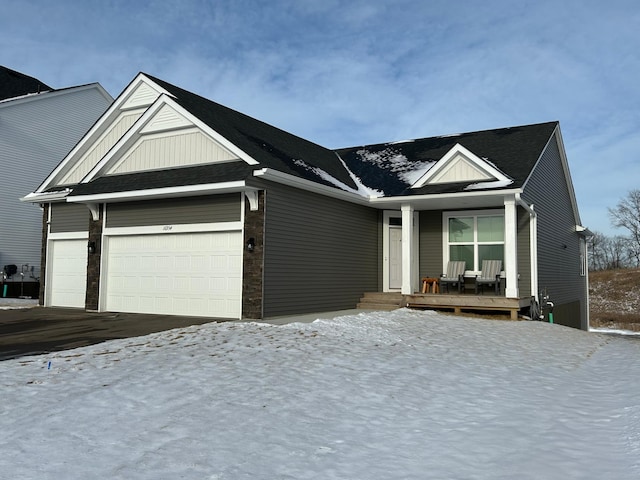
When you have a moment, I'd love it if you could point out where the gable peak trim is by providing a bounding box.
[411,143,510,188]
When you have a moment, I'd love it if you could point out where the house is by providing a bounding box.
[23,73,590,329]
[0,66,113,296]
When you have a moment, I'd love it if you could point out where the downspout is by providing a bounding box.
[516,194,538,304]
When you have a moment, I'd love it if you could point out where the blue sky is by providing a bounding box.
[2,0,638,235]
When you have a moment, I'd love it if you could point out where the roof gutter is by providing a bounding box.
[253,168,371,205]
[21,189,72,203]
[370,188,523,207]
[65,181,250,204]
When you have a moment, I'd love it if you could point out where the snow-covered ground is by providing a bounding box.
[1,309,639,479]
[0,297,39,309]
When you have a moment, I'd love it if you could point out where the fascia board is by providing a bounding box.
[20,189,72,203]
[158,96,260,166]
[79,95,172,182]
[370,188,523,206]
[80,94,261,184]
[66,181,248,204]
[412,143,510,189]
[253,168,370,205]
[554,126,583,226]
[36,74,163,193]
[521,125,582,226]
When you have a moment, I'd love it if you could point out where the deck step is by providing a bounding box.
[357,292,403,311]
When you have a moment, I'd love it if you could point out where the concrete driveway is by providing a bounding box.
[0,299,368,361]
[0,306,227,361]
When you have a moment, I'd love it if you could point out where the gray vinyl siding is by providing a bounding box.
[419,210,443,278]
[0,85,111,277]
[516,206,531,297]
[106,194,241,228]
[522,133,587,329]
[49,203,90,233]
[261,181,379,317]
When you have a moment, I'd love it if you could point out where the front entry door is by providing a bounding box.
[389,226,402,289]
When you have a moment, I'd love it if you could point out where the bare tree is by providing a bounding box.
[608,189,640,266]
[588,231,633,270]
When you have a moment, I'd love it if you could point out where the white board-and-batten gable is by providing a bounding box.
[83,95,253,181]
[412,143,510,188]
[37,74,170,192]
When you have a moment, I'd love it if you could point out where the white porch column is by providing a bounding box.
[504,196,519,298]
[401,204,414,295]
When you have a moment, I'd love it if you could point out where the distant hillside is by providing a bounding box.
[589,268,640,331]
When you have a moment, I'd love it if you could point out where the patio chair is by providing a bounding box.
[440,261,466,293]
[475,260,503,295]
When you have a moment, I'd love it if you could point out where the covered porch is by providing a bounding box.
[374,190,539,307]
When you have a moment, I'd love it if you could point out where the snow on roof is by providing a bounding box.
[355,146,436,187]
[292,158,383,197]
[464,178,514,191]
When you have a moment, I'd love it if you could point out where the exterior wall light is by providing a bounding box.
[88,241,97,255]
[247,238,255,252]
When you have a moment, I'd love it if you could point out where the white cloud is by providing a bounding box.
[1,0,639,232]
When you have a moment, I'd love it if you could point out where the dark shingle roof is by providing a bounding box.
[335,122,558,196]
[144,74,358,191]
[68,162,256,196]
[0,66,52,101]
[60,72,558,200]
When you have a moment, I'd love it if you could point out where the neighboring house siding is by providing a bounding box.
[516,206,532,298]
[49,203,90,233]
[0,86,110,278]
[105,194,241,228]
[522,135,586,329]
[419,210,443,278]
[261,181,379,317]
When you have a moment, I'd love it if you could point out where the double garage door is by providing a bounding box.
[104,231,242,318]
[48,232,242,318]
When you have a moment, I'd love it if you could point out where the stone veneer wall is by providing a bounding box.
[85,205,103,311]
[242,191,265,319]
[38,204,49,305]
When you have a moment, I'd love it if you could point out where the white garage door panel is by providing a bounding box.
[105,232,242,318]
[48,239,88,308]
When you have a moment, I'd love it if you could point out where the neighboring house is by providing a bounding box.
[0,66,113,295]
[23,73,590,329]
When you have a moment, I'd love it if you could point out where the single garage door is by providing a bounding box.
[104,231,242,318]
[48,239,88,308]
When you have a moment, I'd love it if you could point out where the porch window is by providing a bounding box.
[445,211,504,272]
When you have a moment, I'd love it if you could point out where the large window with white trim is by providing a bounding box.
[444,210,505,272]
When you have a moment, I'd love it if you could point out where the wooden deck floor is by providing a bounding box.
[403,293,531,320]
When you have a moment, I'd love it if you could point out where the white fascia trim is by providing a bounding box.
[20,189,72,203]
[36,74,162,193]
[80,94,176,182]
[66,181,248,204]
[253,168,371,205]
[554,126,582,226]
[159,96,260,166]
[412,143,510,188]
[48,232,89,240]
[370,188,523,207]
[521,125,581,226]
[81,94,260,184]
